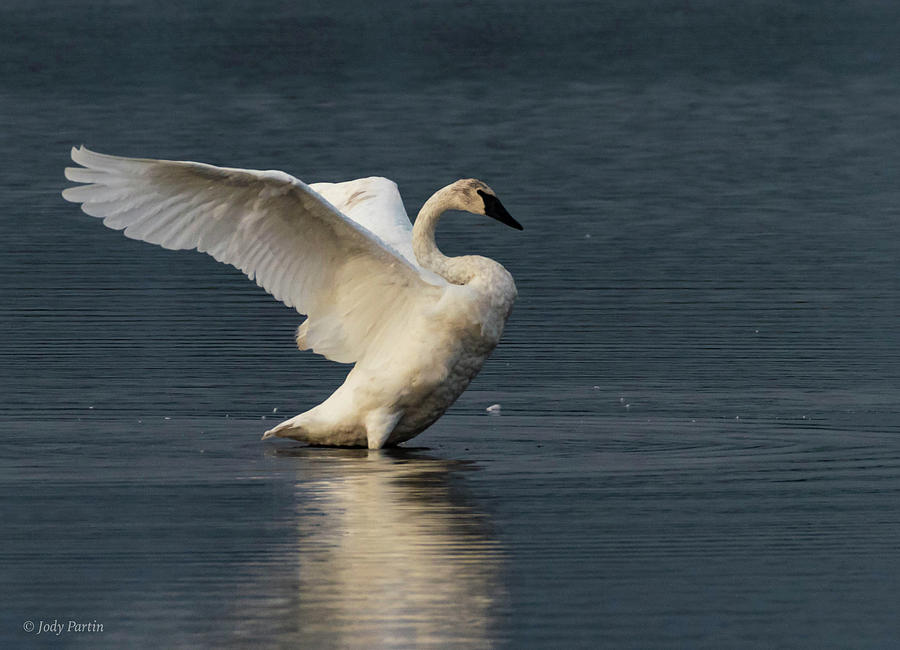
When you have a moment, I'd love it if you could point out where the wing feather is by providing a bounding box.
[62,146,445,363]
[310,177,418,265]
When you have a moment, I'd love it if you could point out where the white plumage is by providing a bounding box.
[62,146,522,448]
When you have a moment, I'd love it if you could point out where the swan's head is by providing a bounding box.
[450,179,523,230]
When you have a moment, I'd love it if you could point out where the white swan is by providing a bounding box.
[62,147,522,449]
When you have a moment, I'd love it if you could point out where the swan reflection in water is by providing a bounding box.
[275,447,506,648]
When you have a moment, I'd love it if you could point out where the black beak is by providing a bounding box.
[478,189,523,230]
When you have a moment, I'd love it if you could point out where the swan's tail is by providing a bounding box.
[262,416,309,441]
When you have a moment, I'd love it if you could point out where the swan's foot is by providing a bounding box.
[365,409,404,450]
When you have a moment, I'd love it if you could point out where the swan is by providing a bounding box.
[62,146,522,449]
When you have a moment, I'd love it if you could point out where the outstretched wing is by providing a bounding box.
[310,177,418,267]
[62,146,445,364]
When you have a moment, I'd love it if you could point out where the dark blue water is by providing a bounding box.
[3,1,900,647]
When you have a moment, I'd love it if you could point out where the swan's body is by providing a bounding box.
[62,147,521,448]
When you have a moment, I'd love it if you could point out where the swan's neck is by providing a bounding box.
[412,186,475,285]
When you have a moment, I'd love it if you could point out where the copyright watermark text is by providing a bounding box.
[23,619,104,635]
